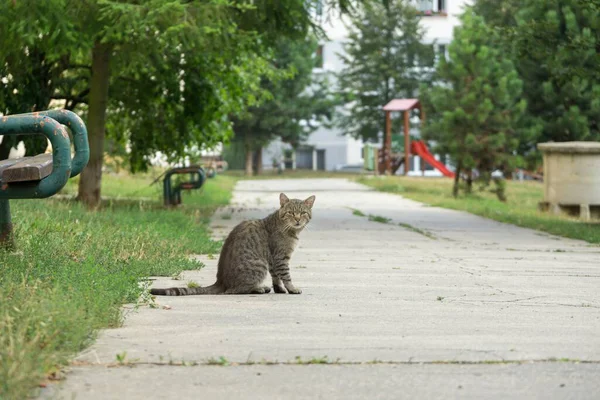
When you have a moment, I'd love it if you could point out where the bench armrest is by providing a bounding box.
[0,115,72,199]
[13,110,89,178]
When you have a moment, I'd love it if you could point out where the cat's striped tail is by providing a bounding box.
[150,283,223,296]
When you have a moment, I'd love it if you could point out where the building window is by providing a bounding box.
[416,0,447,16]
[316,0,323,17]
[436,44,447,63]
[315,44,324,68]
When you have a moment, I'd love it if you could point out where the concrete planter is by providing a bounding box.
[538,141,600,221]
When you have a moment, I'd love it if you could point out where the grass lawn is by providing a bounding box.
[357,175,600,245]
[0,172,238,399]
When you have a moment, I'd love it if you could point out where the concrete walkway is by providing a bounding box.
[46,179,600,399]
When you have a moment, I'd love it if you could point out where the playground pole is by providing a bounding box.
[404,110,410,176]
[420,106,426,176]
[385,110,392,175]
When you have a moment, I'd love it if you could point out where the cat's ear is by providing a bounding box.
[304,195,316,209]
[279,193,290,207]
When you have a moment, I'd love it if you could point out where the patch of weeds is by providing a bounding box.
[187,281,199,288]
[115,352,128,365]
[398,222,437,239]
[207,356,230,366]
[349,208,391,224]
[137,281,158,309]
[171,272,183,281]
[221,214,232,220]
[368,214,391,224]
[207,253,216,260]
[351,208,366,217]
[295,265,307,269]
[294,356,335,365]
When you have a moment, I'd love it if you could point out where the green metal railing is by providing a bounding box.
[0,110,89,247]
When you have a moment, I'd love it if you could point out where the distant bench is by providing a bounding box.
[0,109,89,247]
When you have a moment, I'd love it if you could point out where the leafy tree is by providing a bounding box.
[0,0,361,207]
[421,9,536,201]
[472,0,521,29]
[512,0,600,145]
[0,0,85,159]
[230,36,336,176]
[473,0,600,148]
[337,0,434,142]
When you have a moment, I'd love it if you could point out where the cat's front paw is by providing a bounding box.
[287,287,302,295]
[273,284,287,294]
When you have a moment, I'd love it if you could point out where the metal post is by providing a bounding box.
[0,199,13,248]
[420,105,426,177]
[404,110,410,176]
[385,111,392,175]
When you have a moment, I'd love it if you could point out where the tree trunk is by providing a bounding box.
[453,160,462,198]
[77,41,111,208]
[253,148,263,175]
[244,143,253,177]
[466,169,473,194]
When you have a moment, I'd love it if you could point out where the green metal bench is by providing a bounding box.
[163,166,206,206]
[0,110,89,247]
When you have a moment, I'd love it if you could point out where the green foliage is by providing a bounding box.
[0,0,361,173]
[0,173,237,399]
[230,35,337,167]
[472,0,521,29]
[512,0,600,144]
[337,0,434,141]
[474,0,600,146]
[421,10,537,200]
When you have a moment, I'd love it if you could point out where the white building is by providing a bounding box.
[263,0,471,173]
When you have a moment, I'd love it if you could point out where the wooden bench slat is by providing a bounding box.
[0,158,24,174]
[1,154,53,183]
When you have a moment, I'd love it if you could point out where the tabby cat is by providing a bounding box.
[150,193,315,296]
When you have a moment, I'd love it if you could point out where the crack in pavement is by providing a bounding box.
[66,358,600,369]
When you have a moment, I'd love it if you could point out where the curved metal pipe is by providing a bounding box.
[0,115,72,199]
[13,109,89,177]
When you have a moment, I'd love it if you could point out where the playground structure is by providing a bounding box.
[378,99,454,178]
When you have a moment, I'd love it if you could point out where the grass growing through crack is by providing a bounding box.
[294,356,335,364]
[397,222,437,240]
[351,208,366,217]
[207,356,230,366]
[368,214,391,224]
[0,173,237,399]
[358,176,600,244]
[350,209,390,224]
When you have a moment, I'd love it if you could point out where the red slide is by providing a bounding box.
[410,140,455,178]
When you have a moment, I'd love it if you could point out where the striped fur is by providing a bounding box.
[150,193,315,296]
